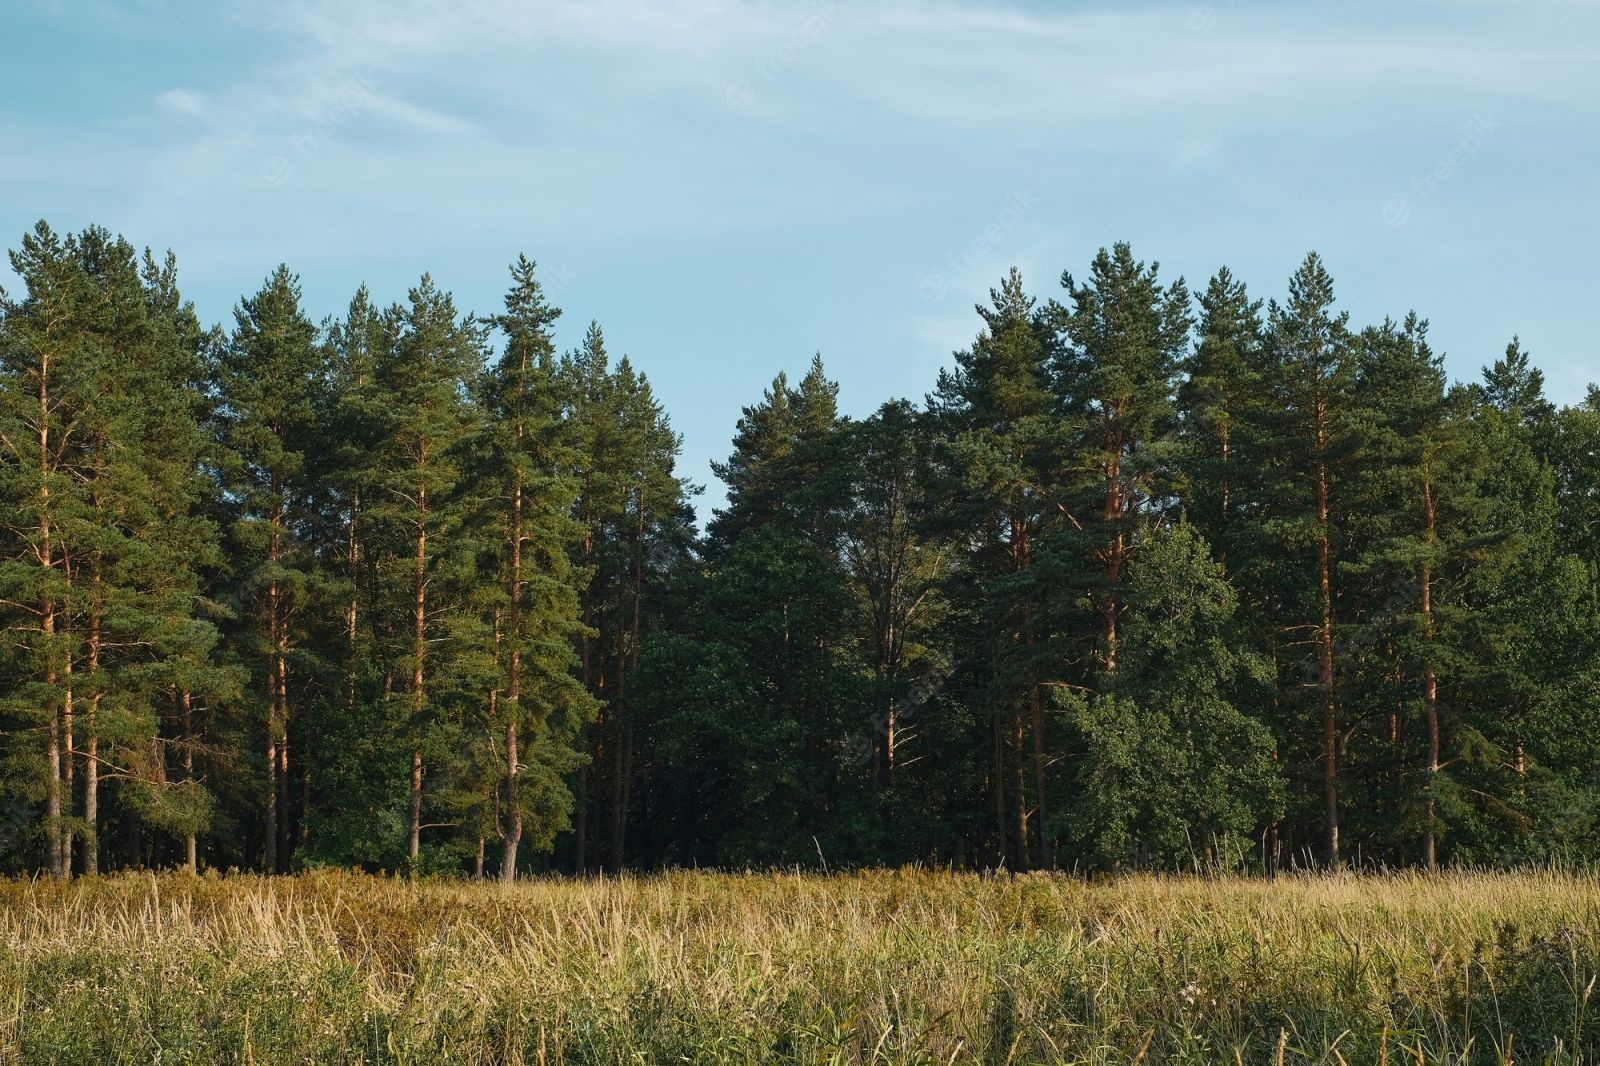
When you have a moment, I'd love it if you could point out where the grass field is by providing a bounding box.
[1,869,1599,1064]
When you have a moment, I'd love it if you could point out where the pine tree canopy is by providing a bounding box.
[3,225,1597,876]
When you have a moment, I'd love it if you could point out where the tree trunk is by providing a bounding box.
[182,690,197,873]
[61,574,75,876]
[1102,436,1125,674]
[298,718,311,850]
[612,648,628,871]
[1219,423,1231,520]
[83,585,101,877]
[1315,453,1339,869]
[1011,708,1028,872]
[1030,683,1050,869]
[1421,475,1439,872]
[276,643,291,869]
[408,475,428,870]
[574,502,593,876]
[501,477,524,883]
[611,488,646,870]
[573,765,588,874]
[408,746,423,868]
[40,348,65,879]
[1021,517,1050,870]
[991,710,1007,868]
[62,582,74,876]
[46,687,63,878]
[265,488,283,874]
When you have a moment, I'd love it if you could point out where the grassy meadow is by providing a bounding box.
[2,869,1599,1064]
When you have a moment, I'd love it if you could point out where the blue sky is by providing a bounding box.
[4,0,1597,515]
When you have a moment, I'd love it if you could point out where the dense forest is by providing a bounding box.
[2,221,1597,879]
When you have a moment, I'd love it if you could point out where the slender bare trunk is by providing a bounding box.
[346,492,361,712]
[182,690,197,872]
[1315,447,1339,870]
[408,747,423,868]
[276,638,290,868]
[39,349,65,879]
[46,684,62,878]
[265,489,282,874]
[1102,437,1124,674]
[611,488,645,870]
[83,580,100,876]
[582,765,595,870]
[1219,424,1231,520]
[1421,475,1439,872]
[298,722,311,849]
[610,652,625,870]
[1011,708,1028,872]
[1030,683,1050,869]
[1020,517,1050,870]
[408,474,427,869]
[574,497,595,876]
[1003,510,1030,873]
[61,569,75,876]
[62,577,74,876]
[991,709,1007,867]
[501,477,523,882]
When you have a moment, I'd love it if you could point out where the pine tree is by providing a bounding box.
[1178,266,1265,563]
[0,224,230,876]
[0,223,97,876]
[929,268,1059,870]
[558,324,693,871]
[1454,368,1600,860]
[140,248,239,872]
[1052,243,1192,678]
[482,256,594,880]
[1477,337,1556,428]
[1259,253,1357,868]
[603,357,690,868]
[840,400,948,793]
[7,219,1600,877]
[1350,314,1482,868]
[213,265,324,872]
[708,371,800,551]
[366,276,485,870]
[297,284,400,864]
[84,235,228,874]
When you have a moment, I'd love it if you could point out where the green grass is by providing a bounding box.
[1,868,1598,1063]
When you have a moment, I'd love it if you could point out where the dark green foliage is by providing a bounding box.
[1067,522,1282,868]
[1,219,1597,875]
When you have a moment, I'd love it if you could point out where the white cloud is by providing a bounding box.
[158,88,207,116]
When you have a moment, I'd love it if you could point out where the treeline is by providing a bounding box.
[1,224,1596,877]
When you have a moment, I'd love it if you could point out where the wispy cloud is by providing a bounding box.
[4,0,1598,478]
[158,88,208,117]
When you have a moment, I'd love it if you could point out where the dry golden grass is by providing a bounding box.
[1,868,1598,1063]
